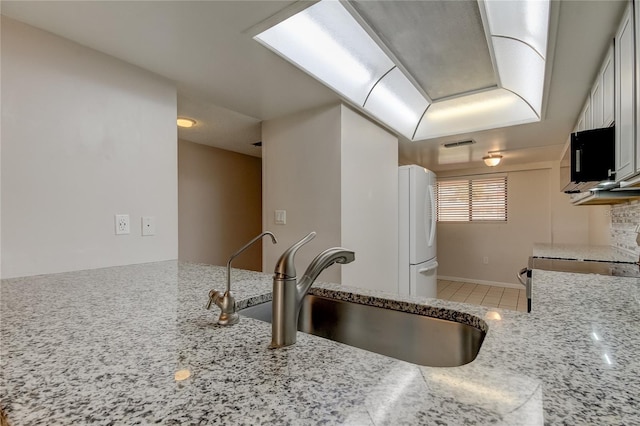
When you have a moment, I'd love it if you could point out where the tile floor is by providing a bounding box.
[437,280,528,312]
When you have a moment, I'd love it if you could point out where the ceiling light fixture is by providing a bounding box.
[483,154,503,167]
[177,117,196,128]
[254,0,394,106]
[254,0,549,141]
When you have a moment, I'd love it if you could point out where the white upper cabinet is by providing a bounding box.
[576,43,613,133]
[591,46,614,130]
[589,45,614,130]
[583,99,592,130]
[616,2,635,180]
[636,0,640,172]
[602,46,615,126]
[591,72,604,129]
[577,97,590,132]
[576,114,585,132]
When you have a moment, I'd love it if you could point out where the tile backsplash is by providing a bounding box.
[610,199,640,256]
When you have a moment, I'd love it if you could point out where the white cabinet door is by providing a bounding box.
[636,0,640,173]
[591,44,614,130]
[584,100,592,130]
[602,45,615,126]
[591,75,603,129]
[578,100,591,131]
[616,3,635,179]
[576,115,585,132]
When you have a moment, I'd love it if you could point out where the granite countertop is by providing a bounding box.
[532,243,637,263]
[1,261,639,425]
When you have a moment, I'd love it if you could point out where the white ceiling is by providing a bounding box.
[1,0,628,172]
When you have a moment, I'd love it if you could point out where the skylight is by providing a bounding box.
[254,0,550,141]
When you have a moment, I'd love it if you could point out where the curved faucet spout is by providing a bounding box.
[296,248,355,304]
[227,231,278,293]
[274,231,316,280]
[271,233,355,348]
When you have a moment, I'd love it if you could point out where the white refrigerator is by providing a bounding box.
[399,165,438,298]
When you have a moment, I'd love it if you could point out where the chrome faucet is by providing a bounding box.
[271,231,355,348]
[207,231,278,326]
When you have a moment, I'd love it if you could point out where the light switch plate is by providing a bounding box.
[275,210,286,225]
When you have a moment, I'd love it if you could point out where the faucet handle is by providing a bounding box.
[206,289,221,310]
[274,231,316,279]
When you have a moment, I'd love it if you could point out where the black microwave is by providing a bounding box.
[561,126,615,193]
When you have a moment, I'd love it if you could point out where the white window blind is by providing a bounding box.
[436,176,507,222]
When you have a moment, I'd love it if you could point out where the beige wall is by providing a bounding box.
[438,168,550,286]
[1,17,178,278]
[437,161,611,286]
[178,140,262,271]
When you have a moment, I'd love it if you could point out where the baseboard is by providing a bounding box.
[437,275,523,289]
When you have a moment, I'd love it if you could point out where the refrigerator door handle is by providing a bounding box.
[419,261,438,274]
[427,185,436,247]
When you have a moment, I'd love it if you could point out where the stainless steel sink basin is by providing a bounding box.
[240,295,485,367]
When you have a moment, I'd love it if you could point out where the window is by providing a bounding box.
[436,175,507,222]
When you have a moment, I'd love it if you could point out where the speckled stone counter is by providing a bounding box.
[533,243,637,263]
[1,261,639,425]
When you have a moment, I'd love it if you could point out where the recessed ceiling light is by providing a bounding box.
[177,117,196,128]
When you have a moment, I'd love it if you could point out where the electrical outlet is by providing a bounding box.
[115,214,130,235]
[482,256,489,265]
[141,216,156,236]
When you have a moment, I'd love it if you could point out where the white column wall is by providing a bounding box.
[0,11,3,280]
[340,106,398,291]
[262,104,342,282]
[1,17,178,278]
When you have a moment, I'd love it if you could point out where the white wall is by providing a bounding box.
[178,139,262,270]
[0,11,3,280]
[340,106,398,290]
[548,162,610,245]
[262,104,342,282]
[1,17,178,278]
[437,162,610,286]
[262,103,399,288]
